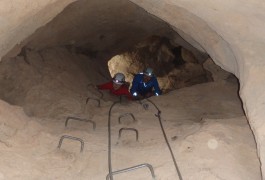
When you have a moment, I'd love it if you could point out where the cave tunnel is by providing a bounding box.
[0,0,264,179]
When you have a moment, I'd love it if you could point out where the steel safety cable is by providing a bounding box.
[146,98,183,180]
[107,101,120,180]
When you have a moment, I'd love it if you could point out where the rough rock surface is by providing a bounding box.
[0,46,261,179]
[0,0,75,58]
[0,0,264,178]
[128,0,265,176]
[0,76,260,179]
[108,36,212,92]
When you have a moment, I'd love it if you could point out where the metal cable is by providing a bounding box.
[108,101,120,180]
[146,99,183,180]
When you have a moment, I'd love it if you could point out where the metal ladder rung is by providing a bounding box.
[57,135,84,153]
[65,116,96,130]
[106,163,156,180]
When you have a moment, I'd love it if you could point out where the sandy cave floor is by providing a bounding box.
[0,48,261,180]
[0,82,261,180]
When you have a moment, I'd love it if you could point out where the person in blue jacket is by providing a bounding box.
[130,67,162,99]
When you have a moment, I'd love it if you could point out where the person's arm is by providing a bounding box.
[97,81,112,90]
[152,77,162,96]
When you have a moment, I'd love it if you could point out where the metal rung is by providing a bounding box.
[118,113,136,124]
[57,135,84,153]
[65,116,96,130]
[86,97,100,107]
[119,128,139,141]
[87,83,104,98]
[142,102,149,110]
[139,100,149,110]
[106,163,156,180]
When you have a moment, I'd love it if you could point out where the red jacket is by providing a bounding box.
[97,81,132,100]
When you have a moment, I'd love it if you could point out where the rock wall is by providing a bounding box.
[0,0,265,177]
[108,36,212,91]
[0,47,107,119]
[129,0,265,177]
[0,0,75,59]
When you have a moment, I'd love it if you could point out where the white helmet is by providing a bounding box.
[144,67,154,77]
[113,73,125,85]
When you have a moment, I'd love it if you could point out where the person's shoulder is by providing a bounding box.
[135,73,144,78]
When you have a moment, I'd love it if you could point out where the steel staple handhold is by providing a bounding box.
[86,97,100,107]
[118,128,139,141]
[138,100,149,110]
[106,163,156,180]
[57,135,84,153]
[65,116,96,130]
[118,113,136,124]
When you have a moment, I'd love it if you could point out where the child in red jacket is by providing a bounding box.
[97,73,132,100]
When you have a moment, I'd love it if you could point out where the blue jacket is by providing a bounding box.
[130,73,161,97]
